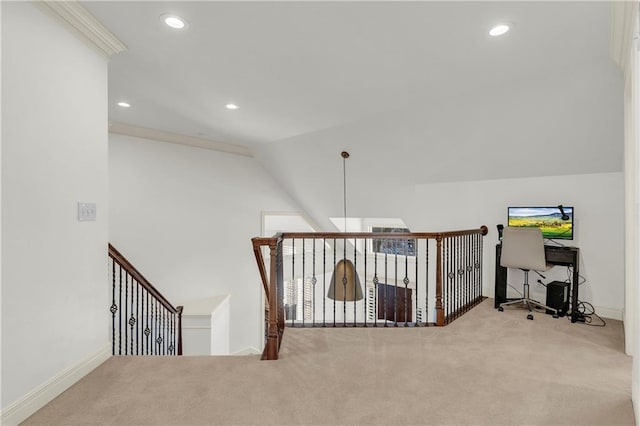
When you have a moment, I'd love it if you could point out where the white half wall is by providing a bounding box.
[1,1,109,415]
[407,172,625,316]
[108,134,300,353]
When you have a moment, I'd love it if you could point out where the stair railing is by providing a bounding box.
[108,244,183,355]
[252,226,488,360]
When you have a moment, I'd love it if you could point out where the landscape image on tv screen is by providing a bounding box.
[507,207,574,240]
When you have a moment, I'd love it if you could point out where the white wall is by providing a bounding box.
[406,172,625,316]
[1,1,108,412]
[109,134,300,354]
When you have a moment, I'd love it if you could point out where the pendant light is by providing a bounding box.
[327,151,363,301]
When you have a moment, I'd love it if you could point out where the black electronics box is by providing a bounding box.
[546,281,569,316]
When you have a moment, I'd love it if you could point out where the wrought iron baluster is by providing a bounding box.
[129,276,135,355]
[125,271,129,355]
[171,310,176,355]
[467,234,472,310]
[452,236,457,319]
[403,243,409,327]
[446,237,451,323]
[312,238,316,327]
[162,305,166,355]
[455,236,460,319]
[425,239,429,324]
[332,238,336,327]
[353,238,357,326]
[394,246,398,327]
[461,235,465,316]
[110,258,117,354]
[462,235,467,314]
[478,232,483,299]
[463,235,467,308]
[302,238,306,327]
[291,238,295,327]
[151,298,160,355]
[136,280,139,355]
[145,290,150,355]
[454,236,457,319]
[473,234,478,302]
[373,246,378,327]
[342,237,346,327]
[384,251,388,327]
[477,233,482,299]
[322,238,326,327]
[453,236,457,320]
[118,265,123,355]
[364,238,367,327]
[414,239,419,326]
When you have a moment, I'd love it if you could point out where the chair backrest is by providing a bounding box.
[500,227,547,271]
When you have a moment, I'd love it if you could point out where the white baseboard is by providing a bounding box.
[593,305,623,321]
[233,346,260,356]
[0,345,111,426]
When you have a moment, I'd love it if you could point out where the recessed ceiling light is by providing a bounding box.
[161,14,187,30]
[225,103,239,110]
[117,101,131,108]
[489,24,510,37]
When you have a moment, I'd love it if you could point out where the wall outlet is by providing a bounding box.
[77,202,97,221]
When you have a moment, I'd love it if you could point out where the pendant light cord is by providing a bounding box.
[341,151,349,232]
[343,156,347,231]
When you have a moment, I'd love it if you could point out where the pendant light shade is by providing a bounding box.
[327,258,363,301]
[327,151,363,302]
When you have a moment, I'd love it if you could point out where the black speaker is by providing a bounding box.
[546,281,569,316]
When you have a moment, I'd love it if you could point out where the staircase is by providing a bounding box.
[108,244,183,355]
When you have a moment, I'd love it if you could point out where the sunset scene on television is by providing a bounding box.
[507,207,574,240]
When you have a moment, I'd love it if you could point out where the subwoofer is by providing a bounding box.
[546,281,569,316]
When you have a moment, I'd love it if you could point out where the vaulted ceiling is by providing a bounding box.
[85,1,623,228]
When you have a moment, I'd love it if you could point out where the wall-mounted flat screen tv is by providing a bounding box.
[507,206,574,240]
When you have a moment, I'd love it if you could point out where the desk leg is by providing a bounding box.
[495,256,508,308]
[571,264,579,323]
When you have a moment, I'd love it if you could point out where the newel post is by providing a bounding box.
[176,305,184,355]
[435,235,445,326]
[265,239,280,360]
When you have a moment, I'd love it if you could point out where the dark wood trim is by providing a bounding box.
[251,238,271,302]
[264,237,282,360]
[278,226,486,240]
[176,306,184,355]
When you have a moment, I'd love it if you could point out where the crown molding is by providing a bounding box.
[610,1,638,73]
[35,1,127,57]
[109,122,253,157]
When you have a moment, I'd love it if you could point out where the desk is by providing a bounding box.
[494,244,580,323]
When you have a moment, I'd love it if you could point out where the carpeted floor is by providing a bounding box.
[23,299,634,425]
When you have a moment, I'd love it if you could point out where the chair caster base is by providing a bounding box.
[498,307,504,312]
[552,314,559,319]
[527,314,534,320]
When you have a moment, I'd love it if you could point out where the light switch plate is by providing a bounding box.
[78,202,97,221]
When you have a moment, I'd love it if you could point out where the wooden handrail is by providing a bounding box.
[108,243,179,314]
[277,226,488,240]
[251,226,488,250]
[252,237,273,302]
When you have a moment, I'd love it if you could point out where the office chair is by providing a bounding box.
[497,227,559,320]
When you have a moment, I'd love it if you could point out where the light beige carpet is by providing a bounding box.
[23,299,634,425]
